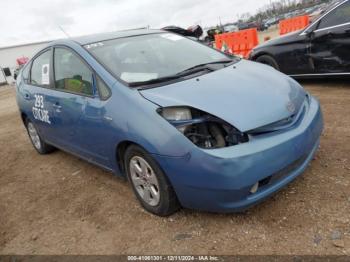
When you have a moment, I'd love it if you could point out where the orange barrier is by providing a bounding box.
[279,15,309,35]
[214,28,259,59]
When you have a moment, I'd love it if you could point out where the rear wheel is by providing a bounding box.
[124,145,180,216]
[26,120,55,154]
[256,55,280,71]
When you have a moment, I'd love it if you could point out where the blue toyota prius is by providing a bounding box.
[16,29,323,216]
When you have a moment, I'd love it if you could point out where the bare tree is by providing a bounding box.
[246,0,332,22]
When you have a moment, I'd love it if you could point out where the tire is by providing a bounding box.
[256,55,280,71]
[25,119,56,154]
[124,145,180,216]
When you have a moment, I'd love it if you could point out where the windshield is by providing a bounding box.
[85,33,237,86]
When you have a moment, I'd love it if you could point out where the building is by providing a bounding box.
[0,40,51,84]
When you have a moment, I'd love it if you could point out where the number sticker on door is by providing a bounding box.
[32,94,51,124]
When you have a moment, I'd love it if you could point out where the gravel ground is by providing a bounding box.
[0,79,349,255]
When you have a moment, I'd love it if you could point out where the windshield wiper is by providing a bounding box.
[175,59,235,76]
[129,75,184,87]
[129,59,235,88]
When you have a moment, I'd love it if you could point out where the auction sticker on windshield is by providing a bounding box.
[161,33,183,41]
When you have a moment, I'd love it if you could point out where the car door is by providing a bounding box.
[51,46,113,168]
[277,34,313,75]
[310,1,350,74]
[20,48,56,141]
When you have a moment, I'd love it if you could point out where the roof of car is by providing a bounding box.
[70,29,164,45]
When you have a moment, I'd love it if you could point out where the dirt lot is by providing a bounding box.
[0,79,349,255]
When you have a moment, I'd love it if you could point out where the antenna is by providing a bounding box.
[58,25,70,38]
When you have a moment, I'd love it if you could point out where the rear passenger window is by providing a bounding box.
[54,48,94,96]
[30,50,51,87]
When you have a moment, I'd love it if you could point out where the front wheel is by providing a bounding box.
[256,55,280,71]
[26,120,56,154]
[124,145,180,216]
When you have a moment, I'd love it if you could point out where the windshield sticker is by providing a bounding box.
[32,94,51,124]
[41,64,50,85]
[161,34,183,41]
[85,42,104,49]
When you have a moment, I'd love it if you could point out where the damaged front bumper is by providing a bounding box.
[152,95,323,213]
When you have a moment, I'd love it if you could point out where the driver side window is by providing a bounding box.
[318,1,350,30]
[54,47,94,96]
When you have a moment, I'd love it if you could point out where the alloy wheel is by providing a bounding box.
[129,156,160,206]
[27,122,41,150]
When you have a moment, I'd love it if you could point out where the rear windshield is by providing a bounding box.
[85,33,234,85]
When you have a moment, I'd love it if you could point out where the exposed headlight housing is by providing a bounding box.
[161,107,192,121]
[161,107,192,133]
[158,107,248,149]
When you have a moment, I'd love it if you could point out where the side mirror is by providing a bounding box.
[304,28,314,36]
[305,20,320,37]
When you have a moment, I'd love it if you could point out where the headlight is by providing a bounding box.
[161,107,191,133]
[158,107,248,149]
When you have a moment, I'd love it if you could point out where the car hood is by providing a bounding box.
[254,29,303,49]
[140,60,306,132]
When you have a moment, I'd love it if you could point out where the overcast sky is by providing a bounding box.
[0,0,272,47]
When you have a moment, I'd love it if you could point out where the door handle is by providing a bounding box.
[103,116,113,122]
[326,31,334,37]
[53,102,62,112]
